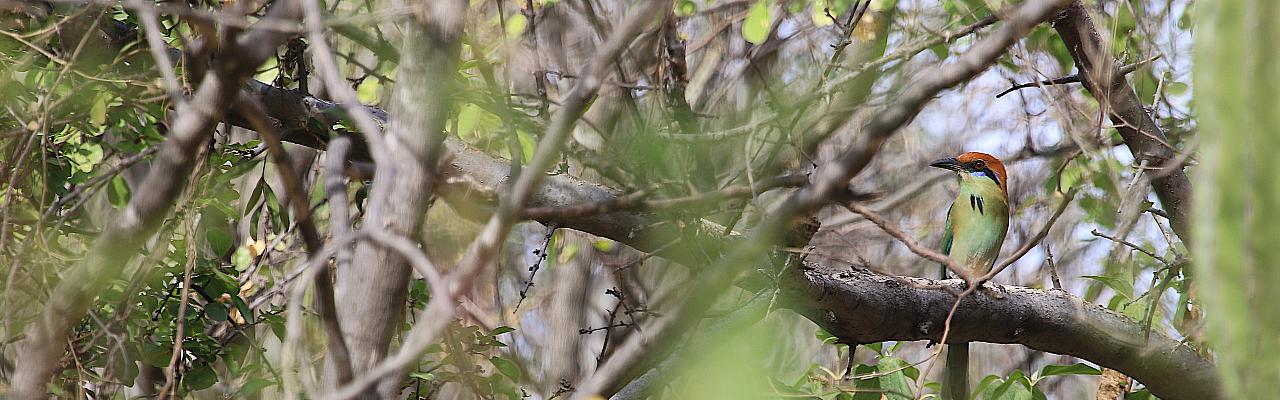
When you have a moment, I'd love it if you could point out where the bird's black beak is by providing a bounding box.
[929,157,963,171]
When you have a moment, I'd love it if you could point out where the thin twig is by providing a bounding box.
[981,188,1079,283]
[995,55,1160,98]
[842,202,972,284]
[1046,245,1063,290]
[301,0,388,161]
[514,224,557,312]
[128,0,185,103]
[1091,229,1171,265]
[235,96,355,385]
[522,174,809,219]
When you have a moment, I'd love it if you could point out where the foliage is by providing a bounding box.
[0,0,1213,398]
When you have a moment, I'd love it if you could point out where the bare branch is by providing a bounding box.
[994,56,1159,98]
[1052,1,1193,243]
[842,201,971,282]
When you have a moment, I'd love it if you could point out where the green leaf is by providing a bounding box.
[676,0,697,17]
[184,363,218,391]
[69,143,104,173]
[876,357,914,400]
[409,371,435,380]
[1082,275,1132,298]
[489,356,520,381]
[107,175,131,208]
[505,14,528,37]
[816,329,840,345]
[231,295,253,324]
[973,374,1002,396]
[232,246,253,271]
[456,103,483,138]
[742,0,771,45]
[516,130,536,162]
[90,92,109,127]
[141,342,170,367]
[1039,363,1101,377]
[849,364,882,400]
[206,228,234,256]
[490,326,516,335]
[204,303,229,321]
[238,378,274,395]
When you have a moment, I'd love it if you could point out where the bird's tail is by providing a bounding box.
[943,343,969,400]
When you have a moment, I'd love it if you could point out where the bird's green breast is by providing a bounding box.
[945,176,1010,274]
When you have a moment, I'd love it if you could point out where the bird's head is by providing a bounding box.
[929,151,1008,195]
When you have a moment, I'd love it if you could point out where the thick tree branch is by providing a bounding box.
[332,0,463,397]
[1052,1,1193,243]
[790,266,1219,400]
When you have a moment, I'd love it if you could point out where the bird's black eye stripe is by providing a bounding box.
[969,161,1000,187]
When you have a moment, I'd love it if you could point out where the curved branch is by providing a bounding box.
[1051,1,1193,243]
[790,266,1219,400]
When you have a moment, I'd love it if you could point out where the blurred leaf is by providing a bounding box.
[184,363,218,391]
[743,0,771,45]
[239,378,274,395]
[516,130,535,162]
[1083,275,1132,298]
[676,0,697,17]
[489,356,520,380]
[505,14,528,37]
[232,245,253,271]
[90,92,109,127]
[231,295,252,324]
[205,303,229,321]
[876,357,914,400]
[206,228,234,257]
[107,175,130,208]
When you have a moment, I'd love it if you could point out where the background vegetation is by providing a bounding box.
[0,0,1264,399]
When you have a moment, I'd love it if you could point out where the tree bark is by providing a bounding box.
[333,1,464,397]
[1051,1,1193,244]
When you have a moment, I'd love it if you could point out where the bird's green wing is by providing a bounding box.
[939,204,954,279]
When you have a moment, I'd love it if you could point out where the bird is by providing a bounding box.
[928,151,1010,400]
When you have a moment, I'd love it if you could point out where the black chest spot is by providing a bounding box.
[969,194,985,215]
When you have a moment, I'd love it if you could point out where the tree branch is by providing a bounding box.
[1052,1,1193,243]
[789,266,1219,400]
[994,55,1158,98]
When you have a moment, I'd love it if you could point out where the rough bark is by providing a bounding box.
[1051,1,1193,243]
[333,1,464,397]
[792,267,1217,400]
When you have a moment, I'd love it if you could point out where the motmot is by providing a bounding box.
[929,152,1010,400]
